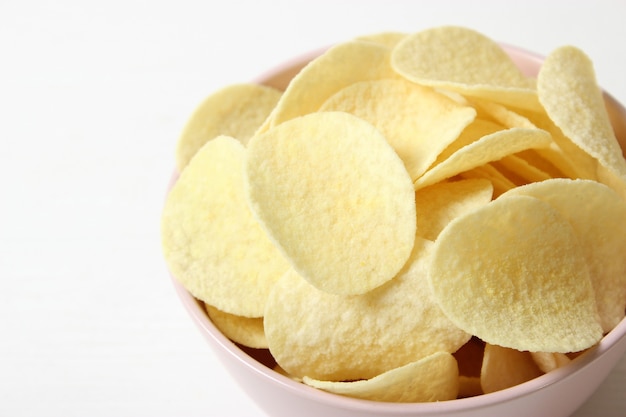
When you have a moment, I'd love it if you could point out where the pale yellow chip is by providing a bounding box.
[538,45,626,197]
[262,41,401,131]
[246,111,416,295]
[355,31,407,48]
[466,104,563,183]
[530,352,571,374]
[491,154,553,185]
[433,119,504,165]
[480,344,543,394]
[414,178,493,241]
[458,164,517,197]
[469,97,537,129]
[264,238,470,381]
[503,178,626,332]
[302,352,459,403]
[273,364,302,382]
[515,106,599,181]
[428,194,603,352]
[204,303,267,349]
[319,78,476,180]
[515,149,569,179]
[174,83,281,171]
[162,136,290,317]
[391,26,540,110]
[414,127,552,190]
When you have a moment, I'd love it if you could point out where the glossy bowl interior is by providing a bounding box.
[169,44,626,417]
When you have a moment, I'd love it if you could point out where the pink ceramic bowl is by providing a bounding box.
[169,44,626,417]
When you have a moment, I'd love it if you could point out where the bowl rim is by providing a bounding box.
[167,41,626,413]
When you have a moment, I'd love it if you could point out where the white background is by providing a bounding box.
[1,1,625,416]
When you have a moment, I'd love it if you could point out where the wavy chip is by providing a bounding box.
[480,344,543,394]
[162,136,290,317]
[262,41,400,131]
[175,83,281,171]
[459,164,517,197]
[530,352,571,374]
[414,178,493,241]
[320,78,476,180]
[428,194,603,353]
[204,304,267,349]
[414,127,552,190]
[492,155,552,185]
[514,106,598,181]
[302,352,459,403]
[246,111,416,295]
[538,45,626,197]
[503,178,626,332]
[391,26,540,110]
[264,238,470,381]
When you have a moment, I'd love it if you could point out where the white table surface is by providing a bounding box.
[1,1,625,416]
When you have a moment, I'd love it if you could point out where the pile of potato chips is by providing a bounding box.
[161,26,626,402]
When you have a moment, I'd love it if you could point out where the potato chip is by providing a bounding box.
[459,164,516,197]
[414,127,552,190]
[302,352,459,403]
[479,163,533,190]
[492,155,552,185]
[414,178,493,241]
[515,149,569,179]
[514,107,598,181]
[273,364,302,382]
[605,92,626,158]
[480,344,543,394]
[246,111,416,295]
[428,194,603,352]
[319,78,476,180]
[432,119,504,165]
[262,41,401,130]
[263,238,470,381]
[538,45,626,196]
[355,31,407,48]
[503,178,626,332]
[175,83,281,171]
[467,105,570,181]
[162,136,290,317]
[204,303,267,349]
[391,26,540,110]
[530,351,571,373]
[469,97,536,129]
